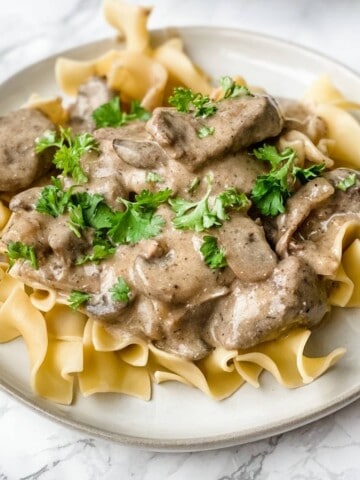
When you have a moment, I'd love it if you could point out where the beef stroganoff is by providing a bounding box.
[1,0,360,404]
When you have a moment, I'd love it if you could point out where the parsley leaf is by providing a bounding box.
[6,241,38,269]
[251,145,325,216]
[219,76,252,99]
[253,145,295,169]
[197,125,215,139]
[76,243,116,265]
[200,235,227,269]
[146,172,164,183]
[212,188,250,221]
[35,127,98,184]
[251,146,297,216]
[108,189,172,244]
[68,204,86,238]
[92,97,151,128]
[293,163,326,184]
[187,177,200,194]
[109,277,131,303]
[71,192,114,230]
[68,290,90,310]
[36,177,73,217]
[168,87,217,118]
[170,183,249,232]
[169,183,219,232]
[336,173,357,191]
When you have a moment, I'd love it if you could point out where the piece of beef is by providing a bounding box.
[205,256,329,350]
[0,109,54,192]
[146,95,284,170]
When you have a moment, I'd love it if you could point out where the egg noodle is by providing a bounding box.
[1,0,360,404]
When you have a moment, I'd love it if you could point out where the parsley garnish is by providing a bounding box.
[197,125,215,139]
[336,173,357,192]
[200,235,227,269]
[188,177,200,194]
[6,241,38,269]
[251,145,325,216]
[293,164,326,184]
[170,182,249,232]
[108,189,173,244]
[68,291,90,310]
[76,232,116,265]
[35,177,73,217]
[146,172,164,183]
[168,87,217,118]
[35,127,98,184]
[169,183,219,232]
[109,277,131,303]
[212,188,250,221]
[76,243,116,265]
[68,204,86,238]
[219,76,252,99]
[92,97,151,128]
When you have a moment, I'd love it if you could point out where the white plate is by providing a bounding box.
[1,27,360,452]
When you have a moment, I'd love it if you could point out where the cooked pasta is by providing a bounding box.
[1,0,359,407]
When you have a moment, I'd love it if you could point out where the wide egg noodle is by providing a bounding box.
[329,238,360,307]
[303,75,360,168]
[106,51,168,110]
[103,0,152,53]
[78,318,151,400]
[92,320,149,367]
[303,74,360,110]
[148,343,244,400]
[22,94,68,125]
[0,202,10,232]
[235,329,345,388]
[30,288,58,312]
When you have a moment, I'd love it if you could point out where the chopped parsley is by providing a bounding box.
[146,172,164,183]
[92,97,151,128]
[200,235,227,269]
[293,163,326,184]
[168,87,217,118]
[212,188,250,221]
[68,204,86,238]
[336,173,357,192]
[68,291,90,310]
[35,127,98,184]
[109,277,131,304]
[108,189,173,244]
[35,177,73,217]
[197,125,215,139]
[219,76,252,99]
[187,177,200,194]
[76,233,116,265]
[6,241,38,270]
[169,181,249,232]
[251,145,324,216]
[169,183,220,232]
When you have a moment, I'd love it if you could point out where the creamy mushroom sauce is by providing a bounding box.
[1,77,359,361]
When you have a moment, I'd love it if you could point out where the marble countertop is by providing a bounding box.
[1,0,360,478]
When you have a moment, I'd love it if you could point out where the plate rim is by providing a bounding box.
[1,25,360,451]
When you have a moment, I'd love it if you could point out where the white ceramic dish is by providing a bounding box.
[1,27,360,452]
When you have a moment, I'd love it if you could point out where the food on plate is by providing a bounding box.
[1,0,360,405]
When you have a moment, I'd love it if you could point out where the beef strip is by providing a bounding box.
[205,256,328,350]
[0,109,54,192]
[286,168,360,276]
[146,95,283,170]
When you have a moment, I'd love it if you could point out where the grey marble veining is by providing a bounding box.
[1,1,360,478]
